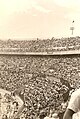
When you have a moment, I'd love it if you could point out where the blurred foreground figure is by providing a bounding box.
[63,88,80,119]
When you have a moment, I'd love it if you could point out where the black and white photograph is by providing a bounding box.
[0,0,80,119]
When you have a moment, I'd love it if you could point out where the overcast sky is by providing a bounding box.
[0,0,80,39]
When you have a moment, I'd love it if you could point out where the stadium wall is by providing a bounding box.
[0,49,80,55]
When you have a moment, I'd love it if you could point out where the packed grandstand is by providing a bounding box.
[0,37,80,119]
[0,36,80,52]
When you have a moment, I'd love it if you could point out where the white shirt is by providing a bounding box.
[68,88,80,112]
[67,88,80,119]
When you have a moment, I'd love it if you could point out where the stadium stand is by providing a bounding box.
[0,37,80,119]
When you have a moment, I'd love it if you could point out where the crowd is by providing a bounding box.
[0,36,80,118]
[0,54,79,119]
[0,37,80,52]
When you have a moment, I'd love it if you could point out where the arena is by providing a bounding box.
[0,37,80,119]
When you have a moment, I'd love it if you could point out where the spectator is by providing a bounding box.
[63,88,80,119]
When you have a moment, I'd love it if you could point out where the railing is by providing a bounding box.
[0,50,80,55]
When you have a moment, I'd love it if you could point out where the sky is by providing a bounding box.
[0,0,80,39]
